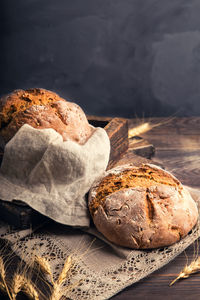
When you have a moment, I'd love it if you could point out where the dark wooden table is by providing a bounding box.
[0,117,199,300]
[112,117,200,300]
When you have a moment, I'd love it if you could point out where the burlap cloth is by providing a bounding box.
[0,186,200,300]
[0,124,110,227]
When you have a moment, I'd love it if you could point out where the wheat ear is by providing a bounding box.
[0,256,12,299]
[170,256,200,286]
[23,278,40,300]
[50,283,63,300]
[50,255,72,300]
[50,279,80,300]
[12,274,39,300]
[34,255,54,283]
[57,255,72,285]
[128,122,152,138]
[12,273,24,299]
[128,117,175,138]
[0,281,6,293]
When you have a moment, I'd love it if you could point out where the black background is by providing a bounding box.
[1,0,200,118]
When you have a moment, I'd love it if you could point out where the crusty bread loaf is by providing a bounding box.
[88,163,198,249]
[0,88,93,144]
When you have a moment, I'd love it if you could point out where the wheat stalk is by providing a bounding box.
[170,256,200,286]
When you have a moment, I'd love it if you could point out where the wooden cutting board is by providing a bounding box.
[0,117,155,229]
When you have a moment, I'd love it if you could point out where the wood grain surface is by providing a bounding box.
[112,117,200,300]
[104,118,129,169]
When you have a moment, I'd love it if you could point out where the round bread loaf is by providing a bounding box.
[0,88,93,145]
[88,163,198,249]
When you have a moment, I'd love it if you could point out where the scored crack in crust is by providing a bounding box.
[89,164,181,216]
[0,88,93,145]
[88,164,199,249]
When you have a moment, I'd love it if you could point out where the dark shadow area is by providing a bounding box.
[1,1,200,117]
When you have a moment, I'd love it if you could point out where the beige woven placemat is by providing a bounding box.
[0,186,200,300]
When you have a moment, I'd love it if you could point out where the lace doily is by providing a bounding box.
[0,186,200,300]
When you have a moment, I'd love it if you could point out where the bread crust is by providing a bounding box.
[0,88,93,144]
[88,164,199,249]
